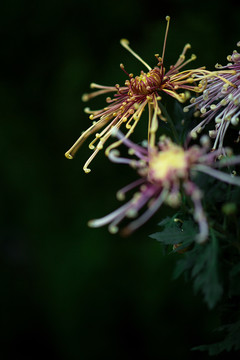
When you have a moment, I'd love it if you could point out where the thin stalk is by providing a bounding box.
[158,102,180,144]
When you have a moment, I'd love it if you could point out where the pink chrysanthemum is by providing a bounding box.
[65,16,222,173]
[88,131,240,243]
[185,43,240,151]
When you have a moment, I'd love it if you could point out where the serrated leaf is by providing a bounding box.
[150,224,196,245]
[174,231,223,309]
[230,262,240,277]
[192,232,223,309]
[150,227,187,244]
[229,262,240,296]
[157,216,173,227]
[173,257,193,280]
[150,219,197,245]
[193,320,240,355]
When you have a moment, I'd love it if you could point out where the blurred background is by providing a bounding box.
[1,0,240,359]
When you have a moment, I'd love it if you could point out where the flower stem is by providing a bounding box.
[158,102,180,144]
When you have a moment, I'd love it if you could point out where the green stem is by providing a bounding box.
[158,102,180,144]
[223,183,234,232]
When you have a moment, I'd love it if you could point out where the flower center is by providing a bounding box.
[130,68,163,95]
[149,144,187,182]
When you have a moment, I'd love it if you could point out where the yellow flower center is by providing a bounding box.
[130,68,162,95]
[149,144,187,181]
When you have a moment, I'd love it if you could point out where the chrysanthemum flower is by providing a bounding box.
[88,130,240,243]
[65,16,220,173]
[185,43,240,151]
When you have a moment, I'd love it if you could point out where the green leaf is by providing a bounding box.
[193,233,222,308]
[157,216,173,227]
[229,262,240,296]
[174,230,223,309]
[193,320,240,355]
[150,218,197,245]
[230,262,240,277]
[151,217,223,309]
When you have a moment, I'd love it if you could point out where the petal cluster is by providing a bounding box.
[64,17,240,243]
[65,17,217,173]
[185,44,240,151]
[88,131,240,243]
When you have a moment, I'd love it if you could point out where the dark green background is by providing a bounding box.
[1,0,240,359]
